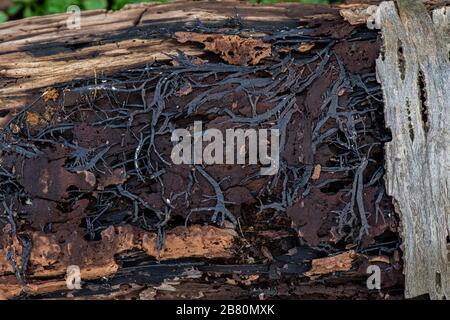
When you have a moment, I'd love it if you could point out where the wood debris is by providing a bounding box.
[305,251,357,277]
[339,5,372,25]
[175,32,272,65]
[311,164,321,180]
[42,88,59,102]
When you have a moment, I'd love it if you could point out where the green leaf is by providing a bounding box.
[7,3,23,16]
[300,0,329,3]
[0,11,8,23]
[111,0,167,11]
[83,0,108,10]
[111,0,129,10]
[43,0,80,14]
[23,5,34,17]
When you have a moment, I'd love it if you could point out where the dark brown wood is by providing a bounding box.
[0,1,426,299]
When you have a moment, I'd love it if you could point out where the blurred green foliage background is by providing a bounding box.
[0,0,332,23]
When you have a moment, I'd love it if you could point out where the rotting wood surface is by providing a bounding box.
[0,1,344,110]
[375,1,450,299]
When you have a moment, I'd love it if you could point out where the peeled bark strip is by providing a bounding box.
[305,250,357,278]
[376,1,450,299]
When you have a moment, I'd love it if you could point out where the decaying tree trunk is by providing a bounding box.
[0,1,447,300]
[0,1,346,110]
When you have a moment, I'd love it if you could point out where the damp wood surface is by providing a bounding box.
[0,0,346,111]
[0,0,403,300]
[1,0,446,300]
[0,0,444,109]
[376,1,450,299]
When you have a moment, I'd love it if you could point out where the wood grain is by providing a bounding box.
[0,0,448,300]
[0,0,340,110]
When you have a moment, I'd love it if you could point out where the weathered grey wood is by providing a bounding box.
[376,1,450,299]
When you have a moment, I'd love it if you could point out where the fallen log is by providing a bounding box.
[0,1,342,110]
[0,0,447,300]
